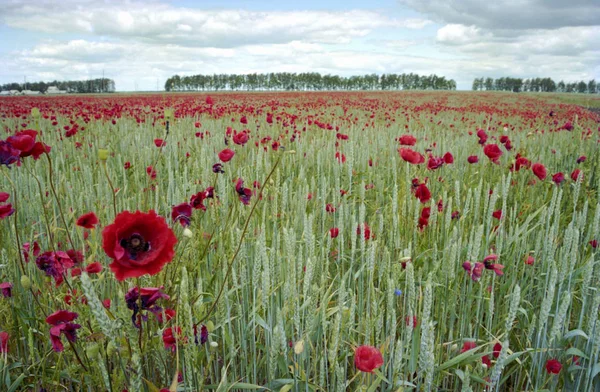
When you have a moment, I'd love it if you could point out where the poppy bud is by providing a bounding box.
[20,275,31,290]
[210,341,218,349]
[98,149,109,161]
[31,107,41,118]
[164,108,174,122]
[183,228,193,238]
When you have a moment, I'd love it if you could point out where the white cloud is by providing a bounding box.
[0,2,424,48]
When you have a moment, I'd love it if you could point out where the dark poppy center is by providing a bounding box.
[120,233,150,260]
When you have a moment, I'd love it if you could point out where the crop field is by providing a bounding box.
[0,91,599,391]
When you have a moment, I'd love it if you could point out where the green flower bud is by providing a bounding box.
[21,275,32,290]
[98,149,109,161]
[31,107,40,118]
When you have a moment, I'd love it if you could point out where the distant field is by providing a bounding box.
[0,91,599,391]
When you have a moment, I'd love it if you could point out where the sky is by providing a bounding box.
[0,0,599,91]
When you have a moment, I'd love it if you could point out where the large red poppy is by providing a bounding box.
[102,210,177,281]
[354,345,384,373]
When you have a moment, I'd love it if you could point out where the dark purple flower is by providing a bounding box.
[0,140,20,167]
[194,324,209,345]
[125,286,170,326]
[235,178,252,205]
[35,251,75,286]
[212,163,225,173]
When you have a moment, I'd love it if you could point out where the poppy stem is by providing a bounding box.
[1,168,25,275]
[198,153,282,325]
[143,122,170,211]
[43,150,76,250]
[101,160,118,218]
[67,339,88,372]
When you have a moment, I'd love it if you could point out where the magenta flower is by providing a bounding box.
[45,310,81,352]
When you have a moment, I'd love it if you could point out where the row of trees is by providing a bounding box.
[165,72,457,92]
[472,77,598,94]
[1,78,116,94]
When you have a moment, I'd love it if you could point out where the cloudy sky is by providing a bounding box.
[0,0,598,91]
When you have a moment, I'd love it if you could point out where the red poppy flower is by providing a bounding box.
[335,151,346,163]
[233,131,249,146]
[0,192,9,203]
[357,223,373,240]
[0,331,8,353]
[171,203,193,227]
[46,310,81,352]
[354,345,384,373]
[482,355,492,367]
[124,161,131,169]
[483,144,503,164]
[218,148,235,163]
[102,210,177,281]
[492,210,502,220]
[163,326,187,351]
[525,255,535,265]
[577,155,586,164]
[493,342,502,359]
[552,172,565,185]
[0,282,12,298]
[467,155,479,164]
[462,261,484,282]
[398,134,417,146]
[427,156,444,170]
[571,169,583,181]
[414,183,431,204]
[326,203,336,213]
[146,166,157,179]
[590,240,598,249]
[399,148,425,164]
[461,341,477,353]
[546,358,562,374]
[76,212,99,229]
[443,152,454,164]
[154,139,165,148]
[235,178,253,205]
[240,116,248,124]
[532,163,547,180]
[0,203,14,220]
[476,129,488,144]
[85,262,103,274]
[330,227,339,238]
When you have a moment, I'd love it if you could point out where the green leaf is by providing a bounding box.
[437,347,483,371]
[565,347,589,360]
[228,382,270,390]
[564,329,589,341]
[8,375,25,392]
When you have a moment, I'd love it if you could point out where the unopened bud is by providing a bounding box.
[183,228,193,238]
[98,149,109,161]
[31,107,40,118]
[20,275,32,290]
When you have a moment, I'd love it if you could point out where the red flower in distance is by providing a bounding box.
[571,169,583,182]
[398,134,417,146]
[0,192,9,203]
[552,172,565,185]
[0,331,8,353]
[102,210,177,281]
[467,155,479,164]
[171,203,193,227]
[233,131,249,146]
[354,345,384,373]
[76,212,99,229]
[483,144,503,164]
[0,203,14,220]
[218,148,235,163]
[154,139,166,148]
[330,227,339,238]
[399,148,425,164]
[532,163,547,180]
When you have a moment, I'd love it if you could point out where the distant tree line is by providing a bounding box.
[472,77,598,94]
[1,78,116,93]
[165,72,457,92]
